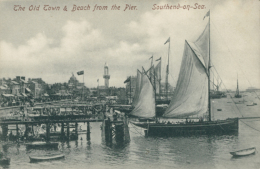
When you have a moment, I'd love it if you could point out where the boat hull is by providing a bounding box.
[29,154,65,162]
[132,118,239,136]
[26,142,59,149]
[230,147,256,157]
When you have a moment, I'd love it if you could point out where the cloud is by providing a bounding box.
[0,19,104,85]
[0,0,258,90]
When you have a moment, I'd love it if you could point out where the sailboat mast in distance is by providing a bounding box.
[164,37,170,100]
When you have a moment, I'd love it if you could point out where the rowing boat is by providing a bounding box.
[230,147,256,157]
[29,153,65,162]
[26,142,59,149]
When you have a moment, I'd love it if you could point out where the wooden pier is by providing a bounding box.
[0,118,125,143]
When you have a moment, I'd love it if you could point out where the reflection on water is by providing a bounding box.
[1,96,260,169]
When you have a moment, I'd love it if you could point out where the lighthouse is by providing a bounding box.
[103,62,110,88]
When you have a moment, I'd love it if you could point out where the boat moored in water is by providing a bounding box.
[29,153,65,162]
[230,147,256,157]
[130,11,240,137]
[26,142,59,149]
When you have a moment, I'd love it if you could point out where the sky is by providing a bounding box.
[0,0,259,90]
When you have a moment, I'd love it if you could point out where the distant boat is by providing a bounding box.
[29,153,65,162]
[230,147,256,157]
[26,142,59,149]
[247,102,255,106]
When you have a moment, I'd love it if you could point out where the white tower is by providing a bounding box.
[103,62,110,88]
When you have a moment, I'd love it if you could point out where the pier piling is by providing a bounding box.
[1,125,8,141]
[16,124,19,137]
[87,122,90,141]
[66,122,70,140]
[24,124,29,139]
[75,122,78,135]
[46,123,50,141]
[61,122,65,138]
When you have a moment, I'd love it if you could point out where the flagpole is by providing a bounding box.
[98,80,100,97]
[83,72,84,101]
[129,76,131,104]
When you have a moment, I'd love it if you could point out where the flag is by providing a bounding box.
[156,57,161,61]
[203,10,210,20]
[97,79,99,82]
[164,37,170,45]
[124,77,131,83]
[77,70,84,75]
[149,55,153,60]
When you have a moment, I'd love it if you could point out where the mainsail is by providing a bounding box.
[132,70,142,107]
[163,21,210,118]
[130,71,156,118]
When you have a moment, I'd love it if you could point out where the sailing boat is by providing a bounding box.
[234,75,242,98]
[130,68,156,121]
[130,11,239,136]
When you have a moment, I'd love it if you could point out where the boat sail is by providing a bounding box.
[130,69,156,119]
[132,70,142,107]
[131,11,239,136]
[163,39,208,118]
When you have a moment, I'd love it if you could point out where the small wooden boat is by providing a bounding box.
[230,147,256,157]
[0,158,10,165]
[29,153,65,162]
[217,109,222,111]
[247,102,255,106]
[26,142,59,149]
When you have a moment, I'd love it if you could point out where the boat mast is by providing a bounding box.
[208,10,211,121]
[153,66,157,120]
[166,38,170,100]
[149,56,153,82]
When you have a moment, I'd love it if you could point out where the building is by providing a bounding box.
[29,81,41,98]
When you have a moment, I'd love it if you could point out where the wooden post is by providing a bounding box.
[46,123,50,142]
[104,118,112,143]
[1,125,8,141]
[75,122,78,135]
[87,122,90,141]
[24,124,29,139]
[66,122,70,140]
[61,123,65,138]
[16,124,19,137]
[31,124,34,136]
